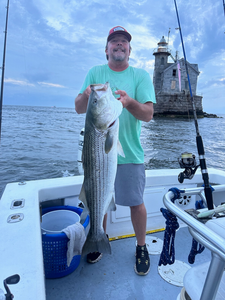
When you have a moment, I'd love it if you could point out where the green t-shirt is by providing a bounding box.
[79,64,156,164]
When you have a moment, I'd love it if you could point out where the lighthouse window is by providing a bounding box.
[161,57,164,65]
[173,69,176,76]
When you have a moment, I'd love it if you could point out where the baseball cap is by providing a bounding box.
[107,26,132,43]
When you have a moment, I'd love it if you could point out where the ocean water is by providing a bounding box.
[0,105,225,197]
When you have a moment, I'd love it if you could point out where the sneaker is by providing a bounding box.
[87,252,103,264]
[134,244,150,275]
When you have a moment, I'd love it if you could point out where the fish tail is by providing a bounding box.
[82,232,111,255]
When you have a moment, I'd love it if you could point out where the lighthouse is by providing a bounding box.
[153,36,171,94]
[152,36,203,117]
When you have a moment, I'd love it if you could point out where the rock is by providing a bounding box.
[203,112,221,118]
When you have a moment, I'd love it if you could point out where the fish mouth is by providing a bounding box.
[109,120,116,128]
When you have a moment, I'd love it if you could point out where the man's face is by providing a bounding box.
[106,34,131,62]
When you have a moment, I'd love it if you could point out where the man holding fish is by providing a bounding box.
[75,26,156,276]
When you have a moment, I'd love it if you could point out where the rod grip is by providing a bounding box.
[196,135,214,209]
[204,186,214,210]
[196,135,204,156]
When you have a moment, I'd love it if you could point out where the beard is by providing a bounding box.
[111,48,127,61]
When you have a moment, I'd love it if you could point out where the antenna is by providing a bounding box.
[167,28,171,45]
[0,0,10,142]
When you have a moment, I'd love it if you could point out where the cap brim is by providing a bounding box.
[107,31,132,43]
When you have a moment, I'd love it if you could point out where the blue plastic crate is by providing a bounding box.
[42,205,89,279]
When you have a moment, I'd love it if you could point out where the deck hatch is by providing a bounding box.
[10,199,25,209]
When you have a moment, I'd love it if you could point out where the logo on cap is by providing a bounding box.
[113,26,125,32]
[107,26,132,43]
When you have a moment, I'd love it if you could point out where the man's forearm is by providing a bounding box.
[75,86,92,114]
[75,92,89,114]
[126,100,154,122]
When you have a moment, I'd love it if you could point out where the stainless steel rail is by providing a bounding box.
[163,186,225,300]
[164,188,225,256]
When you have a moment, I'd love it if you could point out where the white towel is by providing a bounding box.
[62,222,86,267]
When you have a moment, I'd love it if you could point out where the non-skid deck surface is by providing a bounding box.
[45,227,211,300]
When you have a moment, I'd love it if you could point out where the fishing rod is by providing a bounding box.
[174,0,214,210]
[0,0,10,142]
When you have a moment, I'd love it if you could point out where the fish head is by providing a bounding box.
[86,82,123,130]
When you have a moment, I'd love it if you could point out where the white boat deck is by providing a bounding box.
[0,168,225,299]
[45,227,211,300]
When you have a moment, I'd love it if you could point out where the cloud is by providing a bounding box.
[4,78,65,89]
[1,0,224,112]
[38,82,66,88]
[32,0,89,43]
[4,78,35,87]
[145,60,155,71]
[129,24,158,51]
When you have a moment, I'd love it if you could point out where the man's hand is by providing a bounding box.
[115,89,154,122]
[115,90,131,108]
[75,85,92,114]
[84,86,92,99]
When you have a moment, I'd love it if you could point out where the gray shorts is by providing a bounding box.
[114,163,146,207]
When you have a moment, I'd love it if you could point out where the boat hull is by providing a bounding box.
[0,168,225,299]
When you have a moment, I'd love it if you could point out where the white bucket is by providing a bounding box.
[41,210,80,234]
[176,293,181,300]
[179,287,191,300]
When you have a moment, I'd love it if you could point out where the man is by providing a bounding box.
[75,26,156,275]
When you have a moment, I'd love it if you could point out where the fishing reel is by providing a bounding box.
[178,152,199,183]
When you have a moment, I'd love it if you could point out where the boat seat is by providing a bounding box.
[184,217,225,300]
[206,217,225,239]
[183,262,225,300]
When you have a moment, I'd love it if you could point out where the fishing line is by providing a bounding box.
[174,0,214,210]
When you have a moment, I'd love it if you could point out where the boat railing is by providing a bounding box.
[163,184,225,256]
[164,185,225,300]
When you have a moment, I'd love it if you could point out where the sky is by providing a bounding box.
[0,0,224,113]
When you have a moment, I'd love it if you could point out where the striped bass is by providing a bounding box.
[79,82,124,255]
